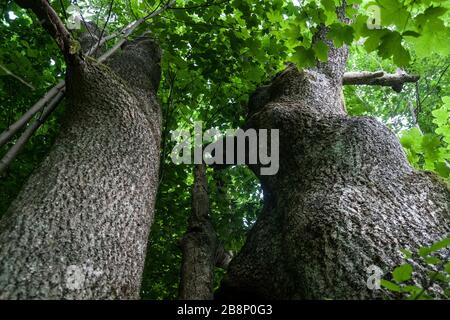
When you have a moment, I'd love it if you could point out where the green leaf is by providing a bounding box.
[392,264,413,283]
[424,256,441,265]
[381,279,402,292]
[408,18,450,58]
[291,46,315,68]
[429,237,450,253]
[445,262,450,274]
[400,248,412,259]
[313,41,329,62]
[400,127,423,153]
[414,6,448,30]
[422,134,442,170]
[327,23,355,47]
[377,0,410,29]
[377,31,410,66]
[419,246,431,257]
[403,285,422,298]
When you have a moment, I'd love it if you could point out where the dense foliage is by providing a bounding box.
[0,0,448,299]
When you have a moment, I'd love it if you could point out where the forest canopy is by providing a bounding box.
[0,0,449,300]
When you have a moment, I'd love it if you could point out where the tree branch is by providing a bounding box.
[14,0,80,65]
[0,80,65,148]
[0,91,64,176]
[94,0,114,56]
[170,0,230,10]
[96,0,176,63]
[0,0,176,171]
[343,71,420,92]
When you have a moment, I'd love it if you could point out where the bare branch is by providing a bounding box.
[14,0,80,65]
[343,71,419,92]
[343,71,385,83]
[95,0,115,56]
[0,81,65,148]
[90,0,176,62]
[0,0,175,174]
[0,91,64,176]
[0,64,36,90]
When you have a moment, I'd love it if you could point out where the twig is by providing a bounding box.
[94,0,114,56]
[419,63,449,105]
[0,63,36,91]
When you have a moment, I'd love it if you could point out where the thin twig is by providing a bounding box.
[420,63,450,105]
[0,63,36,91]
[95,0,114,56]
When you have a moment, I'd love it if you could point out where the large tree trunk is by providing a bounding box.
[0,37,162,299]
[217,31,450,299]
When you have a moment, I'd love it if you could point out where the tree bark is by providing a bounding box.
[217,30,450,299]
[179,164,226,300]
[0,36,162,299]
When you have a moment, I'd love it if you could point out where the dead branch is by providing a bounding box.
[343,71,419,92]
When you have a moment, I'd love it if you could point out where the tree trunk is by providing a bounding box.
[179,164,218,299]
[179,164,231,299]
[217,32,450,299]
[0,37,162,299]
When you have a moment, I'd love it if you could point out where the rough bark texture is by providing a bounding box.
[179,164,221,300]
[217,29,450,299]
[0,36,162,299]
